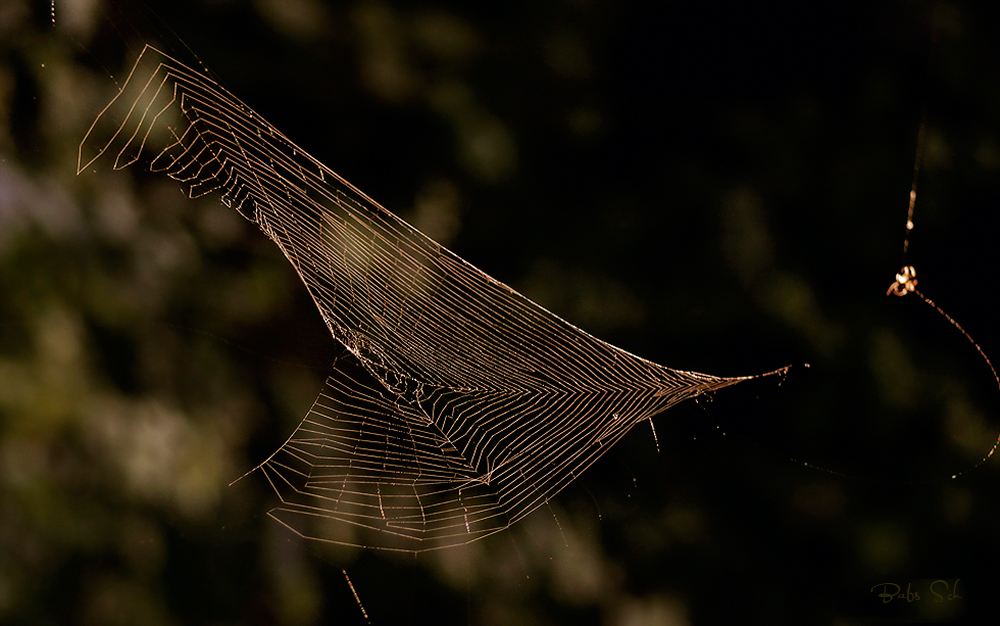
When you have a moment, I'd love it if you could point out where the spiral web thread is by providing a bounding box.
[79,45,767,551]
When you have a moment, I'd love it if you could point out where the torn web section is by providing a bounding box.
[77,49,189,175]
[77,47,257,218]
[262,355,510,552]
[263,356,740,552]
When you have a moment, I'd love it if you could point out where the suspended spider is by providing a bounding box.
[887,265,918,296]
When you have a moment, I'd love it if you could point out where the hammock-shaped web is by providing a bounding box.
[79,45,771,552]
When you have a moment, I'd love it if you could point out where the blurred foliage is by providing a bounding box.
[2,0,1000,624]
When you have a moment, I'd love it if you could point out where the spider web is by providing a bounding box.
[79,46,769,551]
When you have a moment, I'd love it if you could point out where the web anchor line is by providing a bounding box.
[80,45,783,552]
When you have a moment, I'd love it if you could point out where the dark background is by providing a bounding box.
[2,0,1000,624]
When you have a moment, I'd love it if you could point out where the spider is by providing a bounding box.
[886,265,918,296]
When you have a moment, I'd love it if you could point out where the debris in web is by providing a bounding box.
[79,45,782,551]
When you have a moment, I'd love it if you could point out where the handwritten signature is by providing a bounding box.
[871,579,962,604]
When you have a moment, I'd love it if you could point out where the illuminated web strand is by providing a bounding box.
[900,107,926,264]
[342,569,370,624]
[913,289,1000,477]
[79,45,780,551]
